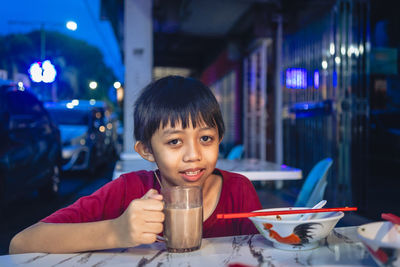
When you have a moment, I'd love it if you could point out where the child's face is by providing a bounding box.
[149,119,220,188]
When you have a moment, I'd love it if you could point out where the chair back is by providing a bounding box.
[294,158,333,207]
[226,144,244,160]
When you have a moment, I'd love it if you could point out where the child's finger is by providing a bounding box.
[148,194,163,200]
[141,199,164,211]
[142,210,165,222]
[141,189,160,200]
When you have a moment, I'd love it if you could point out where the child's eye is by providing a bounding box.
[200,136,213,143]
[168,139,181,145]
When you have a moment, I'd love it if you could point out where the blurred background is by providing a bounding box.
[1,0,399,255]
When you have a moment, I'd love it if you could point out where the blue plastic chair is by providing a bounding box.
[294,158,333,207]
[226,144,244,160]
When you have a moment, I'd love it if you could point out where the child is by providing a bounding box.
[9,76,262,254]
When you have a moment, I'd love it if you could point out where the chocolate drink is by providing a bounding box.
[164,206,203,252]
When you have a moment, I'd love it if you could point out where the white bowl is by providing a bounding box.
[357,221,400,266]
[249,207,344,250]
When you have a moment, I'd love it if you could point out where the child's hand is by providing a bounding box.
[112,189,164,248]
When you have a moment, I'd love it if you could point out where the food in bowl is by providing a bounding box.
[357,221,400,266]
[249,207,344,250]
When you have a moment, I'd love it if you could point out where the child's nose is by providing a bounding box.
[183,142,202,162]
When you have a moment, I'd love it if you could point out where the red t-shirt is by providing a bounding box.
[41,169,262,237]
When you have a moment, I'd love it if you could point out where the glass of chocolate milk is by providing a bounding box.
[162,186,203,253]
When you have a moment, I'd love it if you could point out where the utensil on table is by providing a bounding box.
[382,213,400,225]
[299,200,327,221]
[217,207,357,219]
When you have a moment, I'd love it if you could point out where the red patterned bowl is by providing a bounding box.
[249,207,344,250]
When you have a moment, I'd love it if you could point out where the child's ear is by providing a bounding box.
[134,141,155,162]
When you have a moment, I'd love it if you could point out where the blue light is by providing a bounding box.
[314,70,319,89]
[28,60,57,83]
[286,68,307,89]
[333,71,337,87]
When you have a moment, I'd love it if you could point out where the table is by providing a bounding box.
[113,153,302,181]
[216,158,302,181]
[0,227,376,266]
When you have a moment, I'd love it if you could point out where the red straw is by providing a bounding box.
[217,207,358,219]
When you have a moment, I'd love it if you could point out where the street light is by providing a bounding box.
[113,81,121,89]
[66,21,77,31]
[89,81,98,90]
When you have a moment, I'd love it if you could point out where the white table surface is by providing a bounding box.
[0,227,376,266]
[216,158,302,181]
[113,153,302,181]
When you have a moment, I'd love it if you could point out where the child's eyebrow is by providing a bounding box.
[199,127,217,132]
[161,127,216,136]
[161,129,183,136]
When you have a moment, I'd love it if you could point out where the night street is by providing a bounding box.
[0,161,116,255]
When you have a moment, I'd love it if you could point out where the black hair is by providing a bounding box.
[134,75,225,147]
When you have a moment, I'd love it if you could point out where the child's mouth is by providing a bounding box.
[180,168,205,182]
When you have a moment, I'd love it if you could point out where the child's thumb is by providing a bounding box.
[141,189,161,200]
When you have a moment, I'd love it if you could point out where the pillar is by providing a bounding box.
[123,0,153,153]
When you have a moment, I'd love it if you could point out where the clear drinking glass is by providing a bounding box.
[162,186,203,253]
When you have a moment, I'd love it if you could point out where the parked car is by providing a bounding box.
[44,100,118,174]
[0,80,61,206]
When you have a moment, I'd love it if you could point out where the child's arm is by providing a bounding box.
[9,189,164,254]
